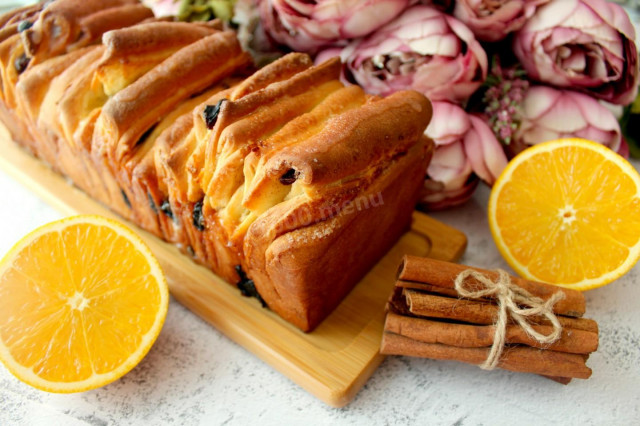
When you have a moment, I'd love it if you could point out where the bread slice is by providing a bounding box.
[20,0,152,65]
[243,92,433,329]
[0,6,433,332]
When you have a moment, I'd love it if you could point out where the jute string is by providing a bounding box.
[454,269,565,370]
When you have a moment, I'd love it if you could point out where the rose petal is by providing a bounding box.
[427,141,473,190]
[258,0,412,53]
[426,102,471,144]
[464,115,508,184]
[516,86,623,150]
[521,0,578,32]
[522,86,563,119]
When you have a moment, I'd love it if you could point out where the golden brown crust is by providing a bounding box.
[259,90,431,186]
[0,33,26,107]
[211,57,341,137]
[197,58,342,199]
[153,113,197,245]
[56,59,107,148]
[95,31,251,167]
[185,54,315,201]
[230,52,312,99]
[55,22,219,155]
[97,22,219,99]
[0,13,435,332]
[0,26,18,46]
[101,21,216,55]
[67,4,153,51]
[14,46,94,167]
[0,6,29,27]
[33,45,123,209]
[206,79,344,212]
[0,4,41,29]
[126,85,231,236]
[16,47,92,124]
[240,85,367,213]
[37,45,103,145]
[152,83,242,248]
[235,89,432,330]
[0,5,41,45]
[21,0,148,64]
[245,138,434,331]
[0,100,33,152]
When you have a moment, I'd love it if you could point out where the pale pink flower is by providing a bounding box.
[257,0,412,53]
[513,0,639,105]
[317,5,488,104]
[142,0,180,17]
[421,102,508,210]
[234,0,285,66]
[510,85,623,155]
[453,0,550,42]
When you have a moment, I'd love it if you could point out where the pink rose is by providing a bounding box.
[142,0,180,17]
[257,0,412,53]
[317,5,488,104]
[510,85,623,155]
[453,0,549,42]
[513,0,639,105]
[421,102,508,210]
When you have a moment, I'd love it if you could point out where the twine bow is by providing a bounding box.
[454,269,565,370]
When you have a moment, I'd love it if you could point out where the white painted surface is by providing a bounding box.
[1,161,639,425]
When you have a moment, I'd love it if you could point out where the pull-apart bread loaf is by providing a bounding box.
[0,0,434,332]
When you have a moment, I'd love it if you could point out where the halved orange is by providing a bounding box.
[0,215,168,392]
[488,138,640,290]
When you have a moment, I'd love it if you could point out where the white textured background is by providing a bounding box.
[1,1,640,425]
[1,165,640,426]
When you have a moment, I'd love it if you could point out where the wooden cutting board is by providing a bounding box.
[0,126,467,407]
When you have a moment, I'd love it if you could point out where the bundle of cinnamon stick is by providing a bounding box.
[381,256,599,384]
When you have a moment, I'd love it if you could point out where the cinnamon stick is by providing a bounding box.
[396,280,460,298]
[385,312,598,354]
[398,256,585,317]
[402,289,598,333]
[387,287,411,315]
[543,375,573,385]
[381,332,592,379]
